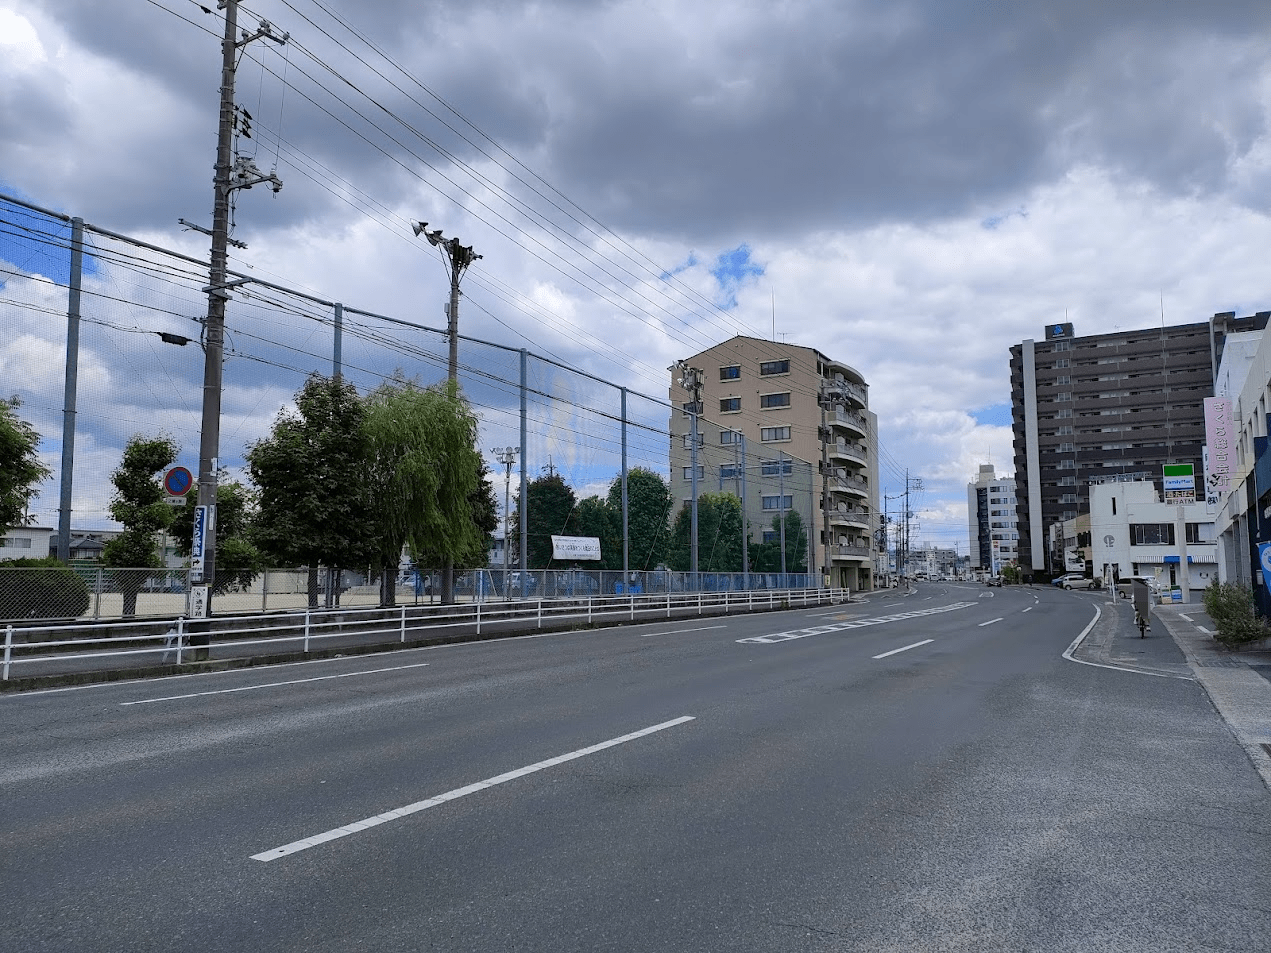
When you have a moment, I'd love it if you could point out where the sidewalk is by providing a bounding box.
[1150,600,1271,790]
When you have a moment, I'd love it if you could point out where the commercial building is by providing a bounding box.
[966,464,1018,574]
[1009,312,1269,575]
[668,335,879,591]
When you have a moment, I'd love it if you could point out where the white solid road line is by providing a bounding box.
[640,625,726,637]
[119,662,433,705]
[738,602,975,644]
[250,715,697,862]
[872,639,934,659]
[978,618,1003,627]
[1023,607,1033,613]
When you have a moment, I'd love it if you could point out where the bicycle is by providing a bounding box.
[1134,610,1149,638]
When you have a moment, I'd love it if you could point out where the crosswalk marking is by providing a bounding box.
[737,602,976,644]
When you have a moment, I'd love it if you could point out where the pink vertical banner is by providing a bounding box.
[1203,397,1233,498]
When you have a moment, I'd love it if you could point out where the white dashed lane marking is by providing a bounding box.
[736,602,976,644]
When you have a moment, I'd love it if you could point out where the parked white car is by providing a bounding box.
[1055,573,1098,590]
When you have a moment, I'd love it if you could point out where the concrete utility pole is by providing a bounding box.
[413,222,481,604]
[493,446,519,599]
[673,362,704,576]
[192,0,285,615]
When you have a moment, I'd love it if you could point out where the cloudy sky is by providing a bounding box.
[3,0,1271,553]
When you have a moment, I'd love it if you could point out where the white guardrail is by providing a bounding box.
[2,587,852,682]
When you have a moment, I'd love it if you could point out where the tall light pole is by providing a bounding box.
[493,446,519,599]
[672,361,703,576]
[414,222,481,604]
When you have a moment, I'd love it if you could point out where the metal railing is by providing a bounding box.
[2,586,850,682]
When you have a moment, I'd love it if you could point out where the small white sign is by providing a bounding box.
[551,535,602,561]
[188,585,209,619]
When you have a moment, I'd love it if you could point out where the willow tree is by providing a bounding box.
[363,378,486,607]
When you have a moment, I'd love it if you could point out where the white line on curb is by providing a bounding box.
[250,715,696,862]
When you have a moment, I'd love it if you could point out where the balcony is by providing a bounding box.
[829,408,869,438]
[829,506,871,530]
[828,441,868,465]
[830,543,872,560]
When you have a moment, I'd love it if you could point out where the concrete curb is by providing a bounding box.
[1152,603,1271,790]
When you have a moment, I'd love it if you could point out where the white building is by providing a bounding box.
[1088,478,1217,600]
[966,464,1018,574]
[0,525,53,561]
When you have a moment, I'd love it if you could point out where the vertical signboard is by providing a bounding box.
[1203,396,1233,504]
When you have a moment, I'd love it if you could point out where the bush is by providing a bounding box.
[1202,581,1269,648]
[0,557,92,620]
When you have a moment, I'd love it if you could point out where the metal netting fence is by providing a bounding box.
[1,192,829,608]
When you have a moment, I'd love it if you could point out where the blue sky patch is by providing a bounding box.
[973,403,1012,427]
[0,188,99,286]
[711,244,764,308]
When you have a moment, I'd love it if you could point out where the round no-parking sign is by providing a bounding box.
[164,466,194,497]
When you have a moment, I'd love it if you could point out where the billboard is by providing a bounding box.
[551,535,602,561]
[1203,397,1233,500]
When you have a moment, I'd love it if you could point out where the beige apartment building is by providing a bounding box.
[668,335,879,591]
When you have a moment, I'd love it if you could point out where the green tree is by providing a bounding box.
[748,509,809,575]
[246,375,376,607]
[101,435,178,617]
[666,492,744,572]
[363,379,488,606]
[0,397,51,536]
[606,467,671,571]
[516,472,576,569]
[573,495,621,570]
[170,480,263,594]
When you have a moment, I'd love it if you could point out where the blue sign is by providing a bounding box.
[1259,543,1271,597]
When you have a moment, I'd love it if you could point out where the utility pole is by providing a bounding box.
[673,362,704,576]
[493,447,519,599]
[413,221,481,604]
[191,0,285,617]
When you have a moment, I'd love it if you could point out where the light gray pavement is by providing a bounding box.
[1071,588,1271,789]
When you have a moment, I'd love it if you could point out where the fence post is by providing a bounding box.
[537,599,543,629]
[303,609,311,653]
[175,616,185,665]
[93,568,102,620]
[588,596,592,625]
[3,624,11,681]
[262,568,269,612]
[667,591,671,618]
[476,596,482,635]
[698,591,703,615]
[400,604,406,643]
[630,591,635,621]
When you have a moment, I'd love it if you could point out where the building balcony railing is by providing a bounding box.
[830,543,872,560]
[827,441,868,465]
[829,508,871,529]
[829,408,869,436]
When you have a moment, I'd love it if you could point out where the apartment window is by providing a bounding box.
[760,392,791,409]
[761,426,791,442]
[719,430,741,445]
[682,466,705,480]
[1053,359,1070,368]
[719,365,741,380]
[680,400,703,416]
[1,536,32,549]
[762,495,793,510]
[1056,392,1072,401]
[1056,408,1073,418]
[762,530,780,544]
[1186,522,1214,544]
[1056,375,1071,385]
[761,459,794,476]
[1131,523,1175,546]
[681,433,704,448]
[1058,442,1075,453]
[1054,341,1072,351]
[759,359,790,376]
[720,464,739,479]
[1058,426,1074,435]
[719,397,741,413]
[1058,460,1075,470]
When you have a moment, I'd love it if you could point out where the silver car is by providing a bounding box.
[1056,574,1098,590]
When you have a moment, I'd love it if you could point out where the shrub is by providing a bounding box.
[0,557,91,620]
[1202,581,1269,648]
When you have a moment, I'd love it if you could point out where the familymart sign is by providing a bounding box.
[1162,463,1195,503]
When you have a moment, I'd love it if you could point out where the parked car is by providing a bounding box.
[1115,576,1159,598]
[985,575,1003,587]
[1055,573,1098,590]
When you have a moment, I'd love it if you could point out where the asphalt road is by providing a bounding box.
[3,582,1268,952]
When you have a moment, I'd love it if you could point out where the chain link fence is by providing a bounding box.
[2,193,833,613]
